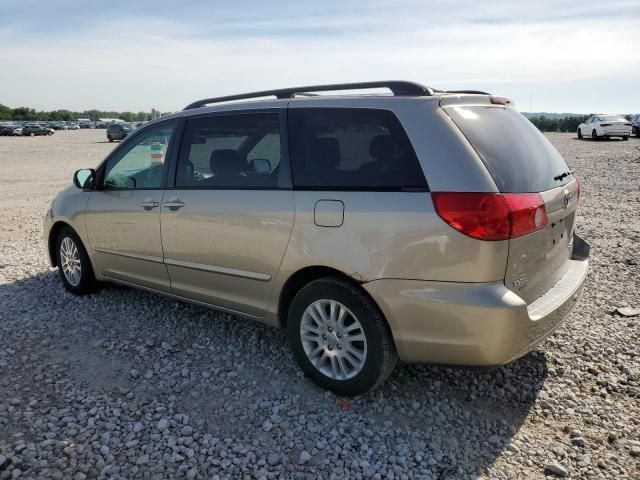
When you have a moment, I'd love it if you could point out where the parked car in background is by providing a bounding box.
[630,114,640,137]
[44,81,590,395]
[95,122,107,129]
[577,115,632,140]
[106,123,134,142]
[22,124,53,136]
[79,121,95,129]
[69,123,80,130]
[0,124,22,136]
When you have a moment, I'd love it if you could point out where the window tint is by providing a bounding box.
[444,106,573,193]
[103,121,175,189]
[176,113,282,188]
[289,108,427,190]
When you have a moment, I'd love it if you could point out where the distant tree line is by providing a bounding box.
[0,103,153,122]
[527,115,591,132]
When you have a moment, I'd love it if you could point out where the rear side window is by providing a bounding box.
[445,106,573,193]
[289,108,427,190]
[175,113,283,189]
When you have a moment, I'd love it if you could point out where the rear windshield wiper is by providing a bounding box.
[553,169,575,181]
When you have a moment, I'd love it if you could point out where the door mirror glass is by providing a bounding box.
[73,169,96,189]
[249,158,271,173]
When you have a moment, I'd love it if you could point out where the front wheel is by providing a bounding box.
[622,136,629,141]
[577,128,583,139]
[55,227,96,295]
[287,276,398,396]
[592,129,598,140]
[30,132,35,137]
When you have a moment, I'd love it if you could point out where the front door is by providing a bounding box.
[160,111,294,317]
[85,120,176,291]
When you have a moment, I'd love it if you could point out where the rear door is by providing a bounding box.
[444,104,579,302]
[160,110,294,317]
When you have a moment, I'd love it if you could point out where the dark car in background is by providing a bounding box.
[22,124,53,136]
[0,124,22,136]
[106,123,134,142]
[631,114,640,137]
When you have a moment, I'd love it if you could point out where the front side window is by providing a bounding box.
[103,121,175,189]
[175,112,282,188]
[289,108,427,190]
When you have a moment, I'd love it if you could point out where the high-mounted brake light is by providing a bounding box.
[432,192,548,241]
[490,96,511,105]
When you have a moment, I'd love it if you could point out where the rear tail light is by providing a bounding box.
[432,192,548,241]
[600,123,611,127]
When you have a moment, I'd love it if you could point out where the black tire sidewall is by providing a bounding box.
[55,227,94,294]
[287,279,391,396]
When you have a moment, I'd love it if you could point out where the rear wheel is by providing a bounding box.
[287,276,398,396]
[592,129,598,140]
[577,128,583,139]
[622,136,629,141]
[55,226,96,295]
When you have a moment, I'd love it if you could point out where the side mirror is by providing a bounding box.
[73,169,96,189]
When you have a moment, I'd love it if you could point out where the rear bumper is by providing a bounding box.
[363,255,588,366]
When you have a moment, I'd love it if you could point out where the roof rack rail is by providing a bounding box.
[183,81,433,110]
[442,89,492,95]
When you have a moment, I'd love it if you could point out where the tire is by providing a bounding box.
[592,129,598,140]
[30,132,35,137]
[577,128,582,139]
[55,226,96,295]
[48,131,53,135]
[287,276,398,396]
[622,136,629,141]
[108,137,114,142]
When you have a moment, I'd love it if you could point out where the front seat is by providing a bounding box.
[205,149,245,186]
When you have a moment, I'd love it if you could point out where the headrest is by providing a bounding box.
[210,149,243,175]
[310,137,340,169]
[369,134,396,161]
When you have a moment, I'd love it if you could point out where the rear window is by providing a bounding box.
[444,106,573,193]
[289,108,427,190]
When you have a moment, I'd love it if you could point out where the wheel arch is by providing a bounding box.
[48,221,77,268]
[277,266,386,331]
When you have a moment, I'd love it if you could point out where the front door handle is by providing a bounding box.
[140,198,159,210]
[163,198,185,210]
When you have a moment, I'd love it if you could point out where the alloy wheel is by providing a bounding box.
[60,236,82,286]
[299,299,367,380]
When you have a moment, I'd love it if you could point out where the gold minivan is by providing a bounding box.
[44,81,589,395]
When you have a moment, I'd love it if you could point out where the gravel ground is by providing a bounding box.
[0,130,639,479]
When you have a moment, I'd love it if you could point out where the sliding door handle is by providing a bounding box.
[163,198,185,210]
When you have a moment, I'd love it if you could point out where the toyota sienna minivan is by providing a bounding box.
[44,81,589,395]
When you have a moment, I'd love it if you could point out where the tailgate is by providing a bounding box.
[505,181,579,303]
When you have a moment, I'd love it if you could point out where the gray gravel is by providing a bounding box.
[1,130,639,479]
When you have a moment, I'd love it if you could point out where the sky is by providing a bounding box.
[0,0,638,114]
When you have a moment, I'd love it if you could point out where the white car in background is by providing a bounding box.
[577,115,632,140]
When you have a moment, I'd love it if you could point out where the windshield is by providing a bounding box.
[444,106,573,193]
[121,124,134,131]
